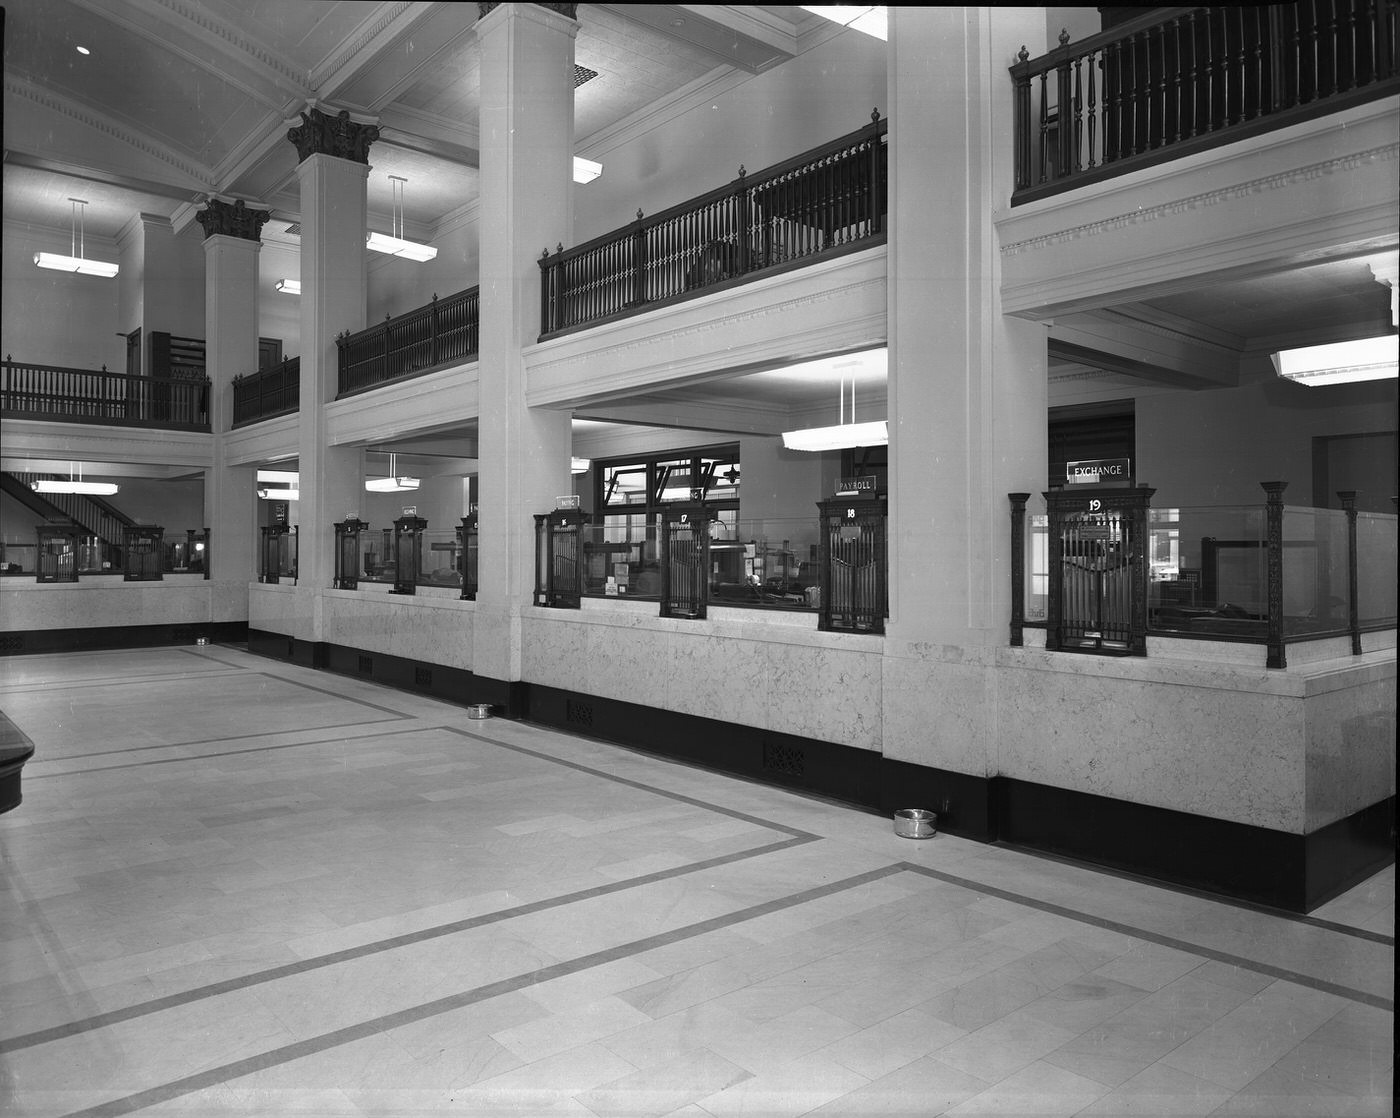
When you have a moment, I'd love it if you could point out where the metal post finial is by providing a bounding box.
[1058,28,1070,46]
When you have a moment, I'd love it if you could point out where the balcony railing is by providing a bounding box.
[1010,1,1400,203]
[232,357,299,428]
[336,287,480,398]
[539,112,889,340]
[1,358,210,431]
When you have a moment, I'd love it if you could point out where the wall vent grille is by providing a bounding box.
[358,655,373,675]
[762,741,805,778]
[565,699,593,727]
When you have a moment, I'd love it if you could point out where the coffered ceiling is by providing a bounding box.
[2,1,815,240]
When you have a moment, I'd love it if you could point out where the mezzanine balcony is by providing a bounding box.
[1010,0,1400,204]
[1,357,210,432]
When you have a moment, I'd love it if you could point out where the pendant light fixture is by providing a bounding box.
[366,176,437,262]
[31,463,119,496]
[34,199,119,278]
[365,452,420,493]
[782,364,888,451]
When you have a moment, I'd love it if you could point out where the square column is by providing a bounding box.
[472,3,578,697]
[200,206,267,601]
[882,7,1049,782]
[289,125,376,633]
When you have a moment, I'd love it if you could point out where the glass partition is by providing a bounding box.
[1282,506,1350,638]
[1148,505,1266,637]
[420,530,461,589]
[1025,496,1049,624]
[1357,510,1398,629]
[581,520,662,598]
[713,516,822,608]
[123,525,164,582]
[359,528,395,583]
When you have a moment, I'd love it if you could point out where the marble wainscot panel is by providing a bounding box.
[1303,652,1396,831]
[319,587,475,670]
[995,648,1308,832]
[881,641,1000,778]
[1,578,216,633]
[248,582,303,638]
[522,607,883,751]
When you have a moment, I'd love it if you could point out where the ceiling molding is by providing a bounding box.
[1000,143,1400,259]
[135,0,311,88]
[5,76,215,189]
[311,2,428,101]
[2,151,203,206]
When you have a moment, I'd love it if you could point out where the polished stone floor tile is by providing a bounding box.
[0,646,1391,1118]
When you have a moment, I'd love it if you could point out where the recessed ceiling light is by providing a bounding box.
[75,45,91,55]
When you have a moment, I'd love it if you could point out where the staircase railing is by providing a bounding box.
[1010,1,1400,203]
[1,472,133,564]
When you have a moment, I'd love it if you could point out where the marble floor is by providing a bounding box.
[0,645,1392,1118]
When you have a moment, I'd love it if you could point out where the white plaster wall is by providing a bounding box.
[521,607,884,750]
[575,30,888,243]
[2,220,123,371]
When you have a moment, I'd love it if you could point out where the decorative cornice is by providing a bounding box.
[479,3,578,18]
[287,107,381,164]
[316,3,418,87]
[1001,143,1400,256]
[196,198,271,241]
[149,0,307,86]
[4,77,213,187]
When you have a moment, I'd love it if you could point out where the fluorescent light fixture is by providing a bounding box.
[34,252,120,278]
[365,476,420,492]
[573,156,603,184]
[367,175,437,261]
[1270,335,1398,387]
[34,199,118,277]
[571,457,591,474]
[256,470,299,484]
[782,419,888,451]
[801,5,887,40]
[31,462,119,496]
[365,452,420,492]
[33,478,120,496]
[257,487,299,500]
[366,232,437,262]
[275,278,301,294]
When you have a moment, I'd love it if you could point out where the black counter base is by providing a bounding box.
[1,622,248,656]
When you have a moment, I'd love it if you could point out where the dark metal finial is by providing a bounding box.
[541,247,550,261]
[1018,45,1029,62]
[871,107,880,124]
[1058,28,1070,46]
[738,164,746,180]
[636,208,644,221]
[556,242,563,254]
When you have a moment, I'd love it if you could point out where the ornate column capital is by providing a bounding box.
[196,198,270,241]
[286,107,380,165]
[478,3,578,18]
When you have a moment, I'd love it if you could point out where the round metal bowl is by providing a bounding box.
[893,808,937,839]
[465,704,492,720]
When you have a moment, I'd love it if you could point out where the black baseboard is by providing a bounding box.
[881,758,995,842]
[529,684,884,811]
[1305,795,1397,911]
[0,622,248,657]
[245,631,521,716]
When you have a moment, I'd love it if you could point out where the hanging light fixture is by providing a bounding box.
[572,157,603,184]
[34,199,119,278]
[365,452,420,492]
[1270,335,1398,387]
[275,278,301,295]
[31,463,119,496]
[782,365,888,451]
[366,176,438,262]
[571,457,591,474]
[257,486,300,500]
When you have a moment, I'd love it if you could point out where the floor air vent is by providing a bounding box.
[415,666,432,688]
[565,699,593,727]
[358,655,373,675]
